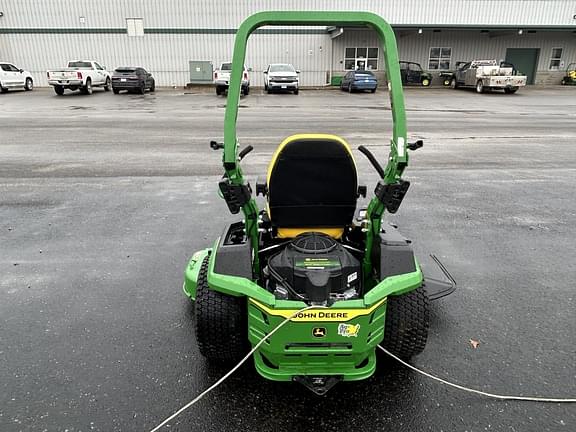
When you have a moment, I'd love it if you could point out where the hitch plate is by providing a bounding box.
[293,375,343,395]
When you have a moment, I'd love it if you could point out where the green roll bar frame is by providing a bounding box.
[221,11,410,280]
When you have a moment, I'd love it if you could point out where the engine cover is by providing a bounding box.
[267,232,362,304]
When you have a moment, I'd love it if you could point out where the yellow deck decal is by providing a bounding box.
[250,298,387,322]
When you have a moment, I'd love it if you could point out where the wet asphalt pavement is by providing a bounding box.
[1,86,575,431]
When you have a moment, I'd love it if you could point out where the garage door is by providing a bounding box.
[505,48,539,85]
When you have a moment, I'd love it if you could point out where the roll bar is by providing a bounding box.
[221,11,411,277]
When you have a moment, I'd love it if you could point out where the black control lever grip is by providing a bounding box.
[210,140,224,150]
[238,145,254,160]
[358,145,385,178]
[407,140,423,151]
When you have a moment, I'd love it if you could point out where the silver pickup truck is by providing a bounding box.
[450,60,527,94]
[47,60,111,95]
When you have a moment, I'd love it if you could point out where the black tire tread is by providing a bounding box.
[194,255,248,363]
[382,286,429,359]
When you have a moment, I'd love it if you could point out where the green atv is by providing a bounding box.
[183,11,455,395]
[399,61,432,86]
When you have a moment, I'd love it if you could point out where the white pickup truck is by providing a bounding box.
[47,60,111,95]
[213,62,250,96]
[450,60,527,94]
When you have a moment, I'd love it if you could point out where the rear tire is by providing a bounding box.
[421,78,431,86]
[25,78,33,91]
[504,87,518,94]
[54,85,65,96]
[476,80,484,93]
[83,79,92,95]
[139,82,146,95]
[195,256,248,363]
[104,77,111,91]
[382,286,429,359]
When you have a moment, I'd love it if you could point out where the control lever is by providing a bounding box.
[407,140,423,151]
[358,145,385,178]
[210,140,224,150]
[238,145,254,160]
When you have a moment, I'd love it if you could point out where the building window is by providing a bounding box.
[126,18,144,37]
[549,48,562,70]
[428,47,452,70]
[344,47,379,70]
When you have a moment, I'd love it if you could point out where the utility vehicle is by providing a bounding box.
[561,63,576,86]
[399,61,432,86]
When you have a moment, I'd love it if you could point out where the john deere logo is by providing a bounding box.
[312,327,326,338]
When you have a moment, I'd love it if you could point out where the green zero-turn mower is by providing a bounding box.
[183,11,456,395]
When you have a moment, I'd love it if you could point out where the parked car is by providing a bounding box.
[112,67,155,94]
[264,64,300,94]
[449,60,527,94]
[399,61,432,86]
[47,60,111,95]
[0,62,34,92]
[560,63,576,86]
[214,62,250,96]
[340,70,378,93]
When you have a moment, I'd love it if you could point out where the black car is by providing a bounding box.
[112,67,155,94]
[340,70,378,93]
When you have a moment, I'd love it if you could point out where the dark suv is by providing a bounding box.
[112,67,155,94]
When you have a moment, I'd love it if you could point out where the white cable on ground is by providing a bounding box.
[377,345,576,403]
[150,307,576,431]
[149,305,324,432]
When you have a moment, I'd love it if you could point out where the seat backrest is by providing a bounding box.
[267,134,358,238]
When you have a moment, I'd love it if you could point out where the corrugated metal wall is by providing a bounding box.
[332,29,576,84]
[0,0,574,86]
[1,0,574,27]
[1,33,331,87]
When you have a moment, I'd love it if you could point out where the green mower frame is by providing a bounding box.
[183,11,454,394]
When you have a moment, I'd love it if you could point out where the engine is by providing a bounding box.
[265,232,362,305]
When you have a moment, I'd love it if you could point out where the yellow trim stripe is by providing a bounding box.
[276,227,344,239]
[250,298,387,322]
[266,133,356,186]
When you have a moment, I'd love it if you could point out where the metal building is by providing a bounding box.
[0,0,574,87]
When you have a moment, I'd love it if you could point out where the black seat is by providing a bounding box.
[266,134,358,238]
